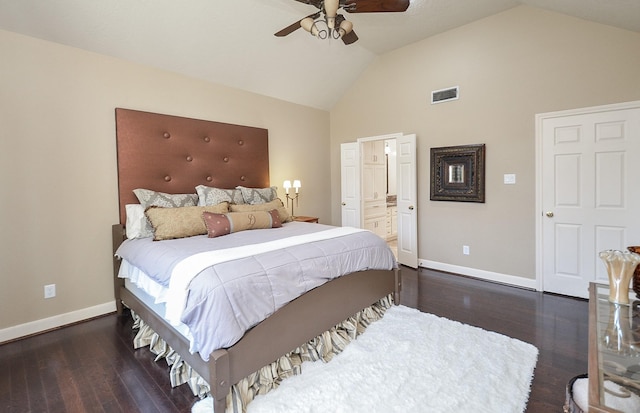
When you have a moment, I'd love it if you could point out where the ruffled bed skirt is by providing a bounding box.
[130,294,393,413]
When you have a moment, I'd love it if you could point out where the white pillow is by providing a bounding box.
[125,204,153,239]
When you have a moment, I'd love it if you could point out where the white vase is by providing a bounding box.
[599,249,640,305]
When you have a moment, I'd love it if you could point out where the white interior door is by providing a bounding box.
[539,102,640,298]
[340,142,361,228]
[396,134,418,268]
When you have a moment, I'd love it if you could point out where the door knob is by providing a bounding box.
[408,205,414,210]
[545,211,554,218]
[341,202,346,206]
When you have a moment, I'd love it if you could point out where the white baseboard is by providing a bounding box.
[0,301,117,343]
[418,259,538,290]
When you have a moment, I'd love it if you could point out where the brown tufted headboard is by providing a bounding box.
[115,108,270,224]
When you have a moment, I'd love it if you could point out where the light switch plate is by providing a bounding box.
[44,284,56,299]
[503,174,516,184]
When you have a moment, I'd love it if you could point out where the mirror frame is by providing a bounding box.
[430,143,486,202]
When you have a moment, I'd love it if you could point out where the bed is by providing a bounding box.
[111,108,400,412]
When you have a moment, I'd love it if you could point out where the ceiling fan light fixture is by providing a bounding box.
[300,17,320,37]
[324,0,340,29]
[276,0,409,45]
[338,20,353,37]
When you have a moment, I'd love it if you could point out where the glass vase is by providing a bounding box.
[602,302,638,356]
[599,249,640,305]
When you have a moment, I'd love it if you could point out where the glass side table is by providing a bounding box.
[589,283,640,412]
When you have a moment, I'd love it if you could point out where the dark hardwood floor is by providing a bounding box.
[400,268,588,412]
[1,267,588,412]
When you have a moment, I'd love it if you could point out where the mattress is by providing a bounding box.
[123,277,192,342]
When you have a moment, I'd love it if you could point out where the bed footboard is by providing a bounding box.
[193,267,398,412]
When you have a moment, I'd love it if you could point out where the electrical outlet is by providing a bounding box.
[463,245,470,255]
[44,284,56,299]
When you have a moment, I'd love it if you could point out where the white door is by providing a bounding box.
[396,134,418,268]
[340,142,361,228]
[539,102,640,298]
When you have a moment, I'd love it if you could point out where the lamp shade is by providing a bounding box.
[338,20,353,37]
[324,0,339,28]
[300,17,319,37]
[283,180,292,193]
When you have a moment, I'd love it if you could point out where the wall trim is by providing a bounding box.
[0,301,116,344]
[419,259,538,290]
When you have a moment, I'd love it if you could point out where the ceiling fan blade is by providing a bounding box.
[343,0,410,13]
[342,30,359,45]
[274,12,320,37]
[274,21,303,37]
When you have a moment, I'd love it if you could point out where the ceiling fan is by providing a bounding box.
[275,0,410,45]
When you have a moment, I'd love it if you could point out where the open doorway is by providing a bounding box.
[341,133,417,268]
[361,138,398,257]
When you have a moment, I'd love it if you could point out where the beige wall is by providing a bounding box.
[329,6,640,280]
[0,29,330,334]
[3,5,640,338]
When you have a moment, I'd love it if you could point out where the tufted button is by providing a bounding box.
[203,136,210,142]
[238,140,244,145]
[223,157,229,162]
[186,155,193,162]
[206,176,213,182]
[240,175,246,181]
[163,132,170,139]
[164,175,171,182]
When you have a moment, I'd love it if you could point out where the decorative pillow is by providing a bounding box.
[134,188,198,208]
[125,204,154,239]
[229,198,292,223]
[237,186,278,205]
[203,209,282,238]
[195,185,245,206]
[145,203,229,241]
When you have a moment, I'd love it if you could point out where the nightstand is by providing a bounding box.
[293,216,319,223]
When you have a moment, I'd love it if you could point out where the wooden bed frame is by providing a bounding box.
[112,108,400,412]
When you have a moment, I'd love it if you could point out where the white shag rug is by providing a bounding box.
[193,305,538,413]
[572,377,640,411]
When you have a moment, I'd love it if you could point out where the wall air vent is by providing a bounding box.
[431,86,459,104]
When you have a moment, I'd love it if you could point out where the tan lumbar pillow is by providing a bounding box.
[229,198,292,223]
[203,209,282,238]
[145,203,229,241]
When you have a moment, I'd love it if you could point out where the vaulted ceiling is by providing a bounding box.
[0,0,638,110]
